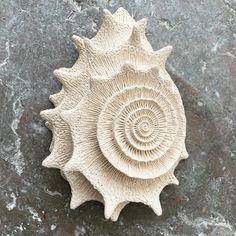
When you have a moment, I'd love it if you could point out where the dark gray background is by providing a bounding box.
[0,0,235,235]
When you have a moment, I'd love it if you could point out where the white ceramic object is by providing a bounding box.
[41,7,188,221]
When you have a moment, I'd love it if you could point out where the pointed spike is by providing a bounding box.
[70,201,78,210]
[136,18,148,31]
[155,45,173,67]
[110,216,119,222]
[129,18,147,46]
[102,9,114,25]
[53,69,66,84]
[113,8,135,24]
[67,172,104,210]
[129,25,142,46]
[114,7,129,16]
[53,68,70,85]
[110,202,127,221]
[159,45,173,55]
[70,194,84,210]
[103,9,113,17]
[110,213,119,222]
[49,90,64,107]
[53,68,78,89]
[181,146,189,159]
[150,200,163,216]
[104,200,120,220]
[70,191,97,210]
[72,35,84,52]
[40,109,54,122]
[42,154,60,169]
[171,174,179,185]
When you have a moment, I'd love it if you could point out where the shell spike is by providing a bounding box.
[42,153,60,169]
[150,200,162,216]
[72,35,84,52]
[171,174,179,185]
[110,202,127,221]
[102,9,114,26]
[49,89,64,107]
[181,146,189,160]
[129,25,142,47]
[104,199,120,220]
[53,68,72,86]
[70,193,85,209]
[114,7,130,16]
[113,8,135,24]
[136,18,148,32]
[155,45,173,67]
[40,109,54,122]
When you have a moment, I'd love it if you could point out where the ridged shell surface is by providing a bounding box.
[40,7,188,221]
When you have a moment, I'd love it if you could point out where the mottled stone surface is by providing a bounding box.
[0,0,235,235]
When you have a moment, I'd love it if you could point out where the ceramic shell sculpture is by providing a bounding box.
[41,8,188,221]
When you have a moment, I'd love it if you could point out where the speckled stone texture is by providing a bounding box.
[0,0,235,235]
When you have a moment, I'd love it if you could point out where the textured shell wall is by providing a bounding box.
[40,8,188,221]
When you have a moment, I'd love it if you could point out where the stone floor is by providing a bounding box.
[0,0,235,235]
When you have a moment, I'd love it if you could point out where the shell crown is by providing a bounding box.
[40,7,188,221]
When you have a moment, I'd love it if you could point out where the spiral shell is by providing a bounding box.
[41,8,188,221]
